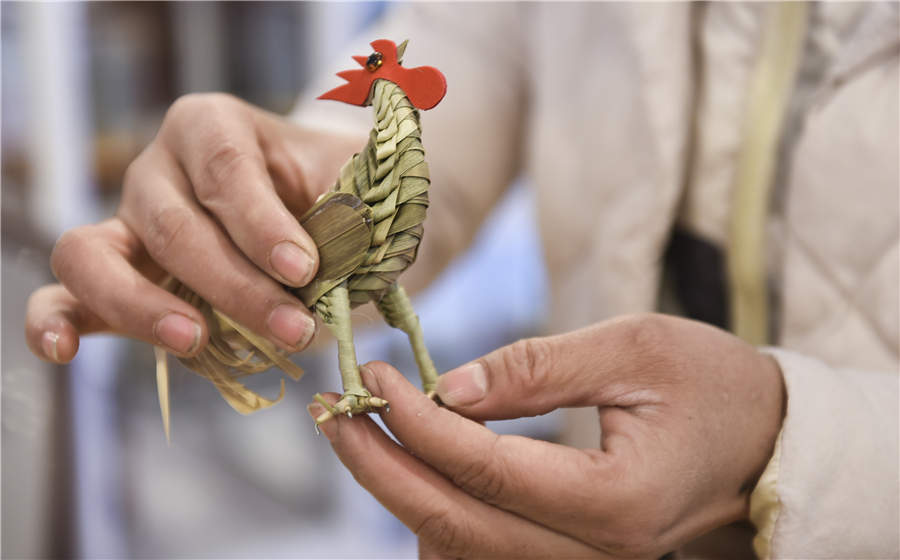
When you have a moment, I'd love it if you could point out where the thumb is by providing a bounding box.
[436,322,627,421]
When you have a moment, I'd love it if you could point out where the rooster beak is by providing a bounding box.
[396,40,409,64]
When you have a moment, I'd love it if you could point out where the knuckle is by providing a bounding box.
[502,336,554,389]
[50,227,91,281]
[121,152,144,190]
[120,148,154,205]
[162,93,260,208]
[619,313,668,348]
[166,92,237,124]
[164,94,204,129]
[616,313,674,367]
[451,440,506,503]
[415,509,474,558]
[196,139,257,204]
[143,204,194,262]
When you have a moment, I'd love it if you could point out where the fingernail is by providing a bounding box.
[42,331,60,362]
[306,402,322,418]
[270,241,314,286]
[437,362,487,406]
[155,313,202,354]
[267,304,316,349]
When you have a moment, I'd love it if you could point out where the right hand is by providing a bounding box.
[311,315,784,558]
[25,93,365,364]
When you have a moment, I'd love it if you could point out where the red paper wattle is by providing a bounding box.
[318,39,447,110]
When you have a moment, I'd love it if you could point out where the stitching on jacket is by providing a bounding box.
[785,229,898,356]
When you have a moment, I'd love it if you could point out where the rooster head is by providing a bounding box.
[318,39,447,110]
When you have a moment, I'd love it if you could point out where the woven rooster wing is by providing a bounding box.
[157,39,446,435]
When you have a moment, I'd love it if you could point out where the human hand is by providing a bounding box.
[308,313,784,558]
[25,93,365,363]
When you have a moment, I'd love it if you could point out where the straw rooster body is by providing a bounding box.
[157,39,446,433]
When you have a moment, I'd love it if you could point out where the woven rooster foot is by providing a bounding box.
[313,390,389,431]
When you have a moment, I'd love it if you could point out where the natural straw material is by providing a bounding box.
[155,75,439,434]
[301,79,430,309]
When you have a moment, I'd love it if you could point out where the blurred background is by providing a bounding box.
[2,2,551,557]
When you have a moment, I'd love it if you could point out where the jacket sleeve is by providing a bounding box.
[751,349,899,559]
[290,3,529,294]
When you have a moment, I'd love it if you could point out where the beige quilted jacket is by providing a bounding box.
[294,3,899,557]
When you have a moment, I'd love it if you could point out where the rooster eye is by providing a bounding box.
[366,52,383,72]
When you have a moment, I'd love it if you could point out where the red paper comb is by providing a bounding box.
[319,39,447,110]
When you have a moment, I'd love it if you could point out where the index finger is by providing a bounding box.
[308,394,602,559]
[161,94,319,287]
[359,362,636,548]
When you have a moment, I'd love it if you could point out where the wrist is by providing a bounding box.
[745,352,786,493]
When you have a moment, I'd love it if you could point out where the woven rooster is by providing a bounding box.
[156,39,446,436]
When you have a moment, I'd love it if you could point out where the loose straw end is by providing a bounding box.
[154,346,172,445]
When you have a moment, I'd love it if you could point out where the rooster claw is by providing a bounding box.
[312,390,389,431]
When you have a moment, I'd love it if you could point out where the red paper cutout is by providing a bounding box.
[319,39,447,110]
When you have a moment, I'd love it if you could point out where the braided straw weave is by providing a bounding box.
[314,79,429,310]
[157,78,430,422]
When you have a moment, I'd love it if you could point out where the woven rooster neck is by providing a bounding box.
[155,39,447,439]
[300,38,446,309]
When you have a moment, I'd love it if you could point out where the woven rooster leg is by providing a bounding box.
[313,282,388,427]
[375,283,439,397]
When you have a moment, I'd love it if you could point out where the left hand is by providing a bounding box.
[308,313,784,558]
[25,94,364,364]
